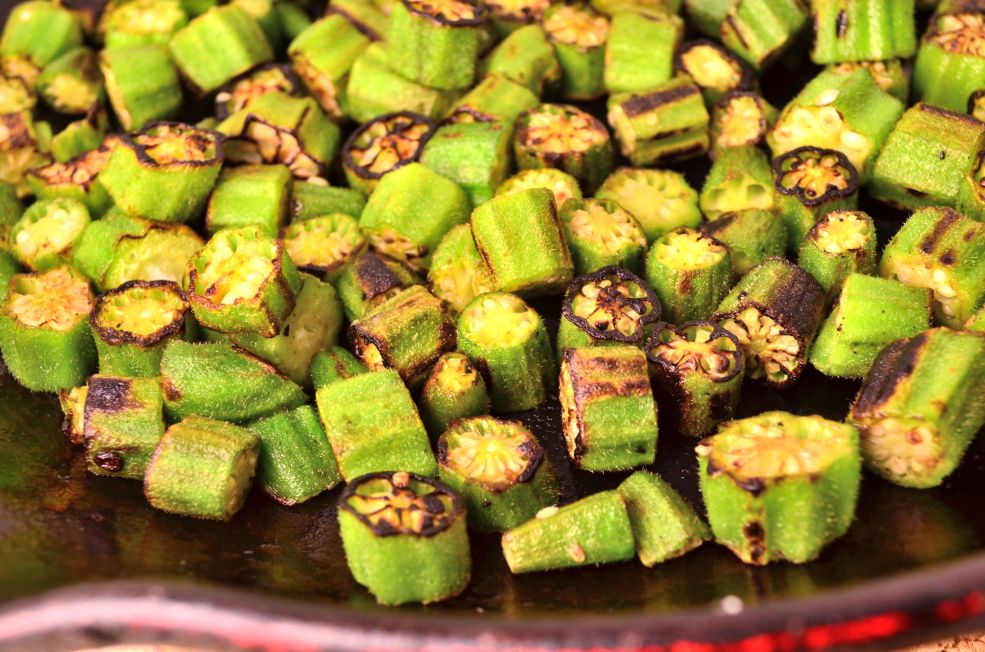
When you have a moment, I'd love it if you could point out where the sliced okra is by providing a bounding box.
[215,64,303,121]
[71,212,149,288]
[618,471,710,566]
[26,139,113,215]
[99,45,183,131]
[699,145,776,221]
[316,369,438,480]
[418,352,490,438]
[0,1,83,68]
[560,197,647,275]
[457,292,554,413]
[496,168,583,208]
[205,164,293,237]
[810,274,932,379]
[595,167,700,243]
[342,112,436,195]
[880,206,985,327]
[514,104,613,194]
[438,417,559,532]
[310,345,367,390]
[604,9,682,94]
[144,415,261,521]
[8,197,90,272]
[543,3,609,100]
[644,228,734,324]
[288,15,371,119]
[338,471,470,605]
[426,224,494,316]
[83,375,166,479]
[230,0,283,49]
[58,383,88,445]
[914,10,985,113]
[419,121,513,208]
[101,220,204,290]
[709,91,778,157]
[557,266,660,351]
[184,225,301,337]
[36,47,102,115]
[478,24,562,96]
[712,258,826,388]
[501,490,635,573]
[850,328,985,488]
[336,250,418,322]
[0,72,35,114]
[91,280,189,378]
[444,74,539,126]
[326,0,388,41]
[290,181,366,224]
[797,210,877,301]
[676,39,754,106]
[697,411,861,565]
[811,0,916,64]
[0,111,53,197]
[249,405,341,506]
[99,0,188,49]
[387,0,484,91]
[0,266,96,392]
[48,104,109,164]
[697,0,808,70]
[484,0,549,35]
[827,59,910,103]
[282,213,366,281]
[701,209,788,277]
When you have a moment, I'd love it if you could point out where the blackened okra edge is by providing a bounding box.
[560,266,662,347]
[341,111,436,194]
[90,279,188,348]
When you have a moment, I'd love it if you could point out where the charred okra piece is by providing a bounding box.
[479,24,562,96]
[0,1,82,69]
[438,417,559,532]
[359,162,470,272]
[797,210,877,301]
[336,251,418,322]
[607,76,710,166]
[618,471,710,566]
[282,213,366,281]
[58,382,88,445]
[99,220,205,290]
[48,105,109,164]
[144,415,260,521]
[701,209,788,277]
[419,121,513,208]
[36,47,103,115]
[810,274,932,378]
[457,292,555,412]
[543,3,609,100]
[560,197,647,275]
[338,471,470,605]
[604,9,682,94]
[83,375,166,479]
[645,228,734,324]
[501,490,635,573]
[514,104,613,194]
[310,345,367,390]
[676,40,754,106]
[290,181,366,223]
[811,0,916,64]
[445,74,539,126]
[230,0,283,48]
[214,64,303,121]
[596,167,700,242]
[880,207,985,327]
[712,258,826,388]
[249,405,341,505]
[26,142,112,215]
[483,0,548,35]
[827,59,910,103]
[168,5,273,95]
[914,10,985,112]
[160,340,307,422]
[496,168,583,208]
[556,266,661,352]
[325,0,387,40]
[99,0,188,49]
[8,198,90,272]
[0,112,53,197]
[316,369,438,480]
[470,188,574,297]
[0,266,95,392]
[709,91,778,158]
[699,145,776,221]
[91,280,189,377]
[342,112,436,195]
[849,328,985,488]
[388,0,484,90]
[689,0,808,70]
[426,224,493,316]
[646,321,743,438]
[206,165,292,237]
[697,411,861,565]
[418,352,490,438]
[288,15,370,119]
[99,45,183,131]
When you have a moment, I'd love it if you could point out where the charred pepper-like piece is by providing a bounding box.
[478,23,562,96]
[206,164,293,238]
[426,224,494,316]
[99,0,188,49]
[288,15,370,119]
[8,197,90,273]
[418,352,490,438]
[811,0,916,64]
[310,345,367,390]
[676,39,754,106]
[336,250,418,322]
[388,0,484,90]
[797,210,877,301]
[543,3,609,100]
[36,47,103,115]
[83,375,166,479]
[701,209,788,277]
[419,121,513,208]
[560,197,647,275]
[282,213,366,282]
[699,145,776,222]
[618,470,710,566]
[215,64,303,121]
[604,9,682,94]
[342,112,435,195]
[0,1,82,69]
[99,45,183,131]
[709,91,778,158]
[914,9,985,113]
[644,228,733,324]
[595,167,700,243]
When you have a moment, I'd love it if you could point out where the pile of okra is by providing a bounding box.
[0,0,983,606]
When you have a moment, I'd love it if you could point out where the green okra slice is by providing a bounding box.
[282,213,367,281]
[713,0,809,70]
[797,210,877,301]
[699,145,776,221]
[697,411,861,565]
[426,224,494,316]
[438,417,559,532]
[676,39,754,106]
[870,104,985,212]
[8,197,90,273]
[230,0,283,49]
[36,47,103,115]
[101,220,204,290]
[880,206,985,328]
[595,167,700,243]
[418,352,490,438]
[607,76,710,167]
[604,9,682,94]
[914,10,985,113]
[767,67,903,182]
[26,140,113,215]
[849,328,985,488]
[773,146,860,252]
[144,415,261,521]
[184,226,301,337]
[160,340,307,422]
[248,405,341,506]
[458,292,554,412]
[712,258,826,388]
[478,24,562,96]
[83,375,166,479]
[99,45,183,131]
[338,471,470,605]
[0,1,83,68]
[444,74,539,127]
[336,250,419,322]
[701,209,788,277]
[0,72,35,114]
[349,284,456,389]
[359,162,470,272]
[543,4,609,100]
[618,470,710,566]
[419,121,513,208]
[58,382,88,445]
[646,321,743,438]
[496,168,583,208]
[827,59,910,103]
[501,490,635,573]
[709,91,778,158]
[310,345,367,390]
[0,266,96,392]
[317,369,438,479]
[48,104,109,164]
[326,0,388,41]
[99,0,188,49]
[592,0,683,15]
[288,15,370,119]
[810,274,932,379]
[0,111,53,197]
[470,188,574,297]
[560,197,647,275]
[644,228,734,324]
[71,212,148,288]
[168,5,272,95]
[483,0,549,36]
[205,164,293,237]
[387,0,484,91]
[290,181,366,223]
[514,104,613,194]
[811,0,916,64]
[342,112,436,196]
[214,64,304,121]
[91,280,189,378]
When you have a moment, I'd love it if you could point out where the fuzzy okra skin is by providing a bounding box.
[501,490,635,573]
[692,0,808,70]
[338,471,471,605]
[99,45,183,131]
[37,47,103,115]
[419,121,513,209]
[310,346,367,391]
[560,197,647,275]
[849,328,985,488]
[644,228,734,324]
[288,15,370,119]
[914,10,985,113]
[699,145,775,221]
[214,63,303,121]
[604,9,682,94]
[47,106,109,165]
[596,167,701,242]
[811,0,917,64]
[697,411,861,565]
[618,470,710,566]
[543,4,609,100]
[206,165,293,237]
[446,74,539,126]
[99,220,205,291]
[797,210,877,301]
[342,112,436,196]
[0,1,83,68]
[27,142,113,216]
[427,224,495,316]
[419,352,490,439]
[701,209,788,277]
[100,0,188,49]
[336,251,419,323]
[83,375,166,479]
[290,181,367,223]
[387,0,484,91]
[144,415,261,521]
[8,197,91,273]
[479,24,562,96]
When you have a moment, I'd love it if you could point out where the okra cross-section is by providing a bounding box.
[418,352,490,438]
[700,209,788,277]
[543,4,609,100]
[797,210,877,301]
[26,142,114,215]
[388,0,485,91]
[595,167,701,242]
[8,197,91,272]
[426,224,494,317]
[709,91,778,158]
[644,227,734,324]
[437,416,559,532]
[282,213,366,281]
[557,266,661,351]
[560,197,647,275]
[338,471,470,605]
[699,145,775,222]
[914,10,985,113]
[559,345,658,472]
[496,168,583,208]
[37,47,103,116]
[336,251,418,322]
[698,412,861,565]
[83,375,166,479]
[214,63,302,120]
[342,112,436,195]
[675,40,754,106]
[618,470,710,566]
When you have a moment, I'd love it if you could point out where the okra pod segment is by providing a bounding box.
[83,375,166,479]
[604,9,682,95]
[426,224,493,317]
[388,0,485,91]
[310,345,367,390]
[100,220,205,291]
[0,111,53,197]
[595,167,701,242]
[645,228,734,325]
[214,64,303,121]
[483,0,549,36]
[419,120,514,208]
[288,15,371,119]
[282,212,366,281]
[699,145,776,223]
[720,0,809,70]
[0,72,35,114]
[444,73,539,127]
[8,197,90,273]
[478,24,562,96]
[543,3,609,100]
[36,47,103,115]
[709,91,778,158]
[290,181,366,224]
[810,0,916,64]
[338,471,470,605]
[206,164,293,237]
[342,112,436,195]
[48,103,109,164]
[99,45,183,131]
[418,352,490,438]
[827,59,910,103]
[797,210,877,301]
[496,169,583,209]
[914,10,985,113]
[560,197,647,275]
[0,1,83,69]
[700,209,788,277]
[618,470,710,566]
[676,39,754,106]
[336,250,418,322]
[99,0,188,49]
[325,0,388,41]
[26,141,113,215]
[697,411,861,565]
